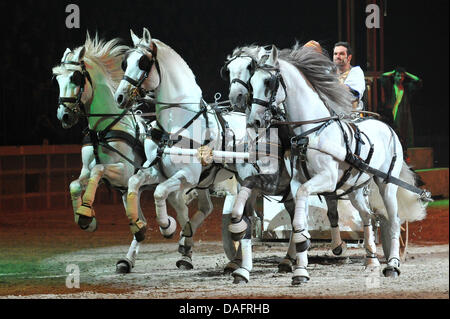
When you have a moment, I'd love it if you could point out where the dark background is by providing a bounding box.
[1,0,448,166]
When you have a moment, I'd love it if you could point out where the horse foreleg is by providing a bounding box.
[228,186,252,240]
[277,199,296,273]
[127,169,159,241]
[292,169,337,284]
[183,189,213,242]
[116,236,141,274]
[154,172,185,238]
[232,213,252,284]
[69,167,90,224]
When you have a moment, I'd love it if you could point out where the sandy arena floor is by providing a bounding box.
[0,201,448,299]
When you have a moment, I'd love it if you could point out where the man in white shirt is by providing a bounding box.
[333,42,366,111]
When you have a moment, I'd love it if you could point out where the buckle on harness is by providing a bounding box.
[291,136,309,158]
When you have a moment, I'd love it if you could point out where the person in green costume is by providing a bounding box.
[379,67,422,150]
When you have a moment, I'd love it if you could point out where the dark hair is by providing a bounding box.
[394,66,406,74]
[334,42,352,56]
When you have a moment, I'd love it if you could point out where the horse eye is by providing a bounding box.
[121,59,127,72]
[139,55,151,72]
[70,71,84,86]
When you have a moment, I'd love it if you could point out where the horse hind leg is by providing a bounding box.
[326,197,348,256]
[348,188,381,270]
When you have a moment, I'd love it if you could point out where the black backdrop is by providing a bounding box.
[1,0,448,165]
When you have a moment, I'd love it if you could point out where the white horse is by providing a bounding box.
[244,45,427,284]
[223,44,369,269]
[52,35,152,271]
[114,28,251,274]
[52,35,199,273]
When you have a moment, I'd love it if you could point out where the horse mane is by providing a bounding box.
[228,44,261,60]
[83,33,129,90]
[52,33,128,91]
[278,43,354,115]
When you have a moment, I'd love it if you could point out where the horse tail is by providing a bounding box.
[368,161,427,223]
[396,161,427,223]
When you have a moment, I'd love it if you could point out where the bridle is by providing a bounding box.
[121,43,161,100]
[249,64,287,120]
[57,60,93,116]
[221,55,257,93]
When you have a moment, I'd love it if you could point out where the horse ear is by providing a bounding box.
[130,29,140,46]
[143,27,152,45]
[73,47,86,62]
[267,45,278,65]
[61,48,72,62]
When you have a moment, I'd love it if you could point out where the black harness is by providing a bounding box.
[121,44,161,100]
[56,60,147,178]
[249,64,431,200]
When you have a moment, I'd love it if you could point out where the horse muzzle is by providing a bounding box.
[57,106,79,129]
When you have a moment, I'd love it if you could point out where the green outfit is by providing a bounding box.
[379,76,422,148]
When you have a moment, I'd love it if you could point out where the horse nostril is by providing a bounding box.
[62,114,70,123]
[117,94,124,105]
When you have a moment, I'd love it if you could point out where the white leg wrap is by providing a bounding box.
[231,187,252,220]
[155,199,170,228]
[126,192,140,224]
[287,233,296,259]
[364,225,377,256]
[232,267,250,283]
[222,194,236,215]
[159,216,177,237]
[126,239,140,266]
[293,229,311,244]
[293,251,310,280]
[389,238,401,261]
[240,239,253,272]
[228,219,248,234]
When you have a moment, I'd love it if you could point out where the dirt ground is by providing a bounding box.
[0,199,448,299]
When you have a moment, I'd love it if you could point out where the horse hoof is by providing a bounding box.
[134,227,147,243]
[78,216,97,232]
[332,242,347,256]
[292,276,309,285]
[332,246,342,255]
[383,268,399,278]
[278,263,293,273]
[176,259,194,270]
[116,260,132,274]
[232,274,248,284]
[224,262,241,275]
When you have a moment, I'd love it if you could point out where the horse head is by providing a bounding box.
[248,45,286,129]
[115,28,161,109]
[53,46,93,129]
